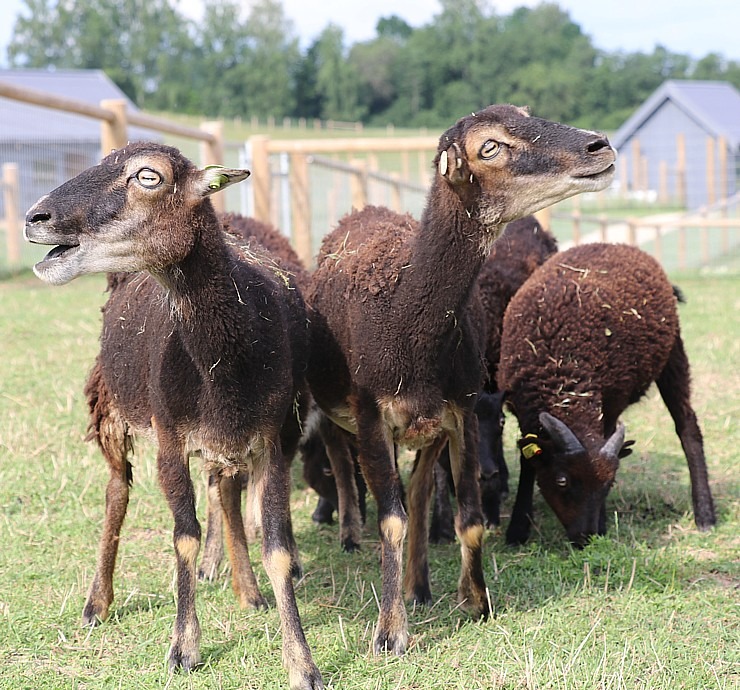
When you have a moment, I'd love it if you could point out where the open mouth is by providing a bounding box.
[35,242,81,267]
[573,163,615,180]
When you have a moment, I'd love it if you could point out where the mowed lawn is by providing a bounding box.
[0,266,737,689]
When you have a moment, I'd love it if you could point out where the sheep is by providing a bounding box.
[306,104,617,654]
[431,216,559,540]
[197,212,311,580]
[23,143,323,690]
[497,242,716,547]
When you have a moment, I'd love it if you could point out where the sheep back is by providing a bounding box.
[498,243,679,438]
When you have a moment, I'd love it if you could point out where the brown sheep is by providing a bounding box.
[197,212,311,581]
[24,143,322,689]
[498,242,716,547]
[306,105,616,655]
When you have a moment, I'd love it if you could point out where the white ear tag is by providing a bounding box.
[439,150,448,176]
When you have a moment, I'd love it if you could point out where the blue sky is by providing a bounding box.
[1,0,738,66]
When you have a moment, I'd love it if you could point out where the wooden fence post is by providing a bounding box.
[718,136,728,212]
[706,136,716,207]
[350,159,368,210]
[290,153,312,267]
[534,206,551,231]
[676,133,686,207]
[100,99,128,155]
[200,121,225,213]
[2,163,21,266]
[631,139,641,192]
[250,135,271,224]
[658,160,668,203]
[390,172,402,212]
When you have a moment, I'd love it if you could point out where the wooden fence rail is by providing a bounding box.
[247,134,437,265]
[0,80,227,264]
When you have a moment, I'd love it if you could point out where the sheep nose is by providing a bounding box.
[26,210,52,225]
[587,136,612,154]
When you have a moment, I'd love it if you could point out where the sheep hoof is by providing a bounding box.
[505,522,531,546]
[167,644,201,673]
[341,537,361,553]
[81,598,108,628]
[409,583,433,606]
[373,628,408,656]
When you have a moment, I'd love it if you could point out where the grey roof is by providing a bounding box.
[0,68,159,142]
[612,80,740,151]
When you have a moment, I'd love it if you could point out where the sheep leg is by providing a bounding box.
[506,455,536,545]
[82,456,132,626]
[157,439,202,672]
[404,437,447,603]
[429,445,456,544]
[219,473,268,610]
[198,471,224,581]
[449,415,489,618]
[255,448,324,690]
[655,334,716,530]
[355,396,408,655]
[319,418,362,552]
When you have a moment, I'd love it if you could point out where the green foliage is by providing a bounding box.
[5,0,740,126]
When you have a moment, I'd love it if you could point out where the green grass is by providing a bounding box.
[0,270,738,689]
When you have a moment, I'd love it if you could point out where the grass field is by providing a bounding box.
[0,267,738,689]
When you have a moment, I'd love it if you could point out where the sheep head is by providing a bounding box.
[24,142,250,285]
[434,104,616,230]
[522,412,625,547]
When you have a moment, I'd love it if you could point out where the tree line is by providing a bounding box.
[7,0,740,130]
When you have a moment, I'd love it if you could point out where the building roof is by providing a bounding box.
[612,79,740,151]
[0,68,157,142]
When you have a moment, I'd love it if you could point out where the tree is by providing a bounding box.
[312,25,364,121]
[8,0,196,109]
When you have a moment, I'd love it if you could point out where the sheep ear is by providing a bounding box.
[539,412,585,455]
[438,143,469,185]
[196,165,251,197]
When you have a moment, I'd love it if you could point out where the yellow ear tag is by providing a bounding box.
[205,164,229,190]
[521,433,542,460]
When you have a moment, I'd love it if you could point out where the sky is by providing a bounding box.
[0,0,738,66]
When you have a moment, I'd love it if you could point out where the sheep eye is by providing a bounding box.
[322,467,333,477]
[136,168,162,187]
[480,140,501,160]
[555,473,569,488]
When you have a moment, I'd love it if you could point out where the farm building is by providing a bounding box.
[0,68,159,216]
[612,80,740,209]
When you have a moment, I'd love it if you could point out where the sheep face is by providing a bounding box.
[436,104,616,231]
[529,412,624,547]
[24,142,249,285]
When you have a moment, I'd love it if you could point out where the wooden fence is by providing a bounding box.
[0,80,225,267]
[2,78,739,272]
[247,135,438,264]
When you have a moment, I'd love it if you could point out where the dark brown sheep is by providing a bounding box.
[498,242,716,547]
[306,104,616,655]
[197,212,311,581]
[24,143,322,689]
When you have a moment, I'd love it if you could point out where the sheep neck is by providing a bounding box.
[404,175,500,338]
[150,208,285,409]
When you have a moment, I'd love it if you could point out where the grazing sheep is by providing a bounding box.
[497,242,716,547]
[306,104,616,654]
[24,143,322,689]
[431,216,558,539]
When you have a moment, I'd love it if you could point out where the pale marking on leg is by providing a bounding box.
[175,535,200,566]
[380,515,407,547]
